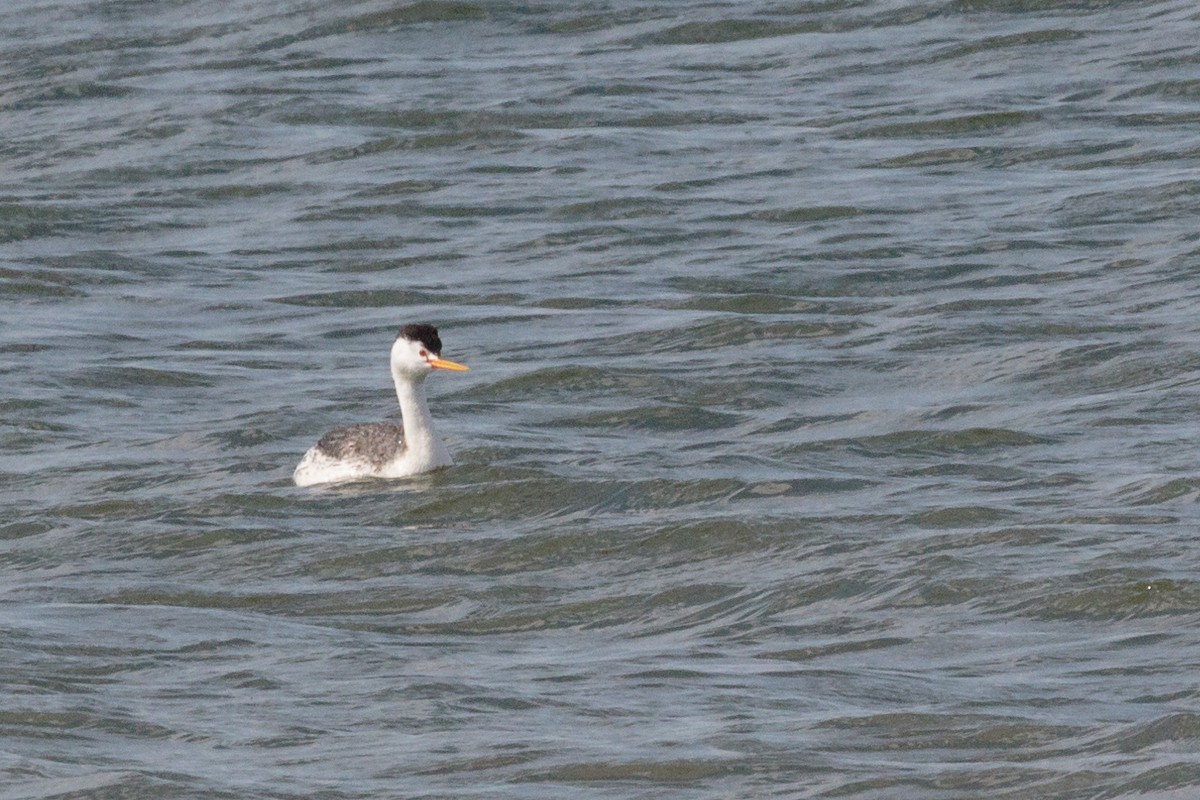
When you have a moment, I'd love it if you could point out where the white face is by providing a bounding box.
[390,336,437,378]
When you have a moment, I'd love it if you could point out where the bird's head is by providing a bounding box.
[390,323,469,379]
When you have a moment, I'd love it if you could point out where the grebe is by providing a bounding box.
[293,323,469,487]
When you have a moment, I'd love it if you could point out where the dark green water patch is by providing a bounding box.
[78,366,214,390]
[932,28,1083,60]
[720,205,864,224]
[270,289,521,307]
[0,266,85,298]
[1007,574,1200,622]
[758,636,911,662]
[951,0,1147,11]
[516,757,749,783]
[907,505,1015,529]
[562,404,741,432]
[791,427,1054,458]
[671,293,820,314]
[0,203,93,244]
[10,82,133,110]
[255,1,488,50]
[581,317,847,355]
[851,111,1041,139]
[555,197,672,220]
[1121,477,1200,506]
[632,18,819,46]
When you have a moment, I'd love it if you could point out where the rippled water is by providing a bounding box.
[5,0,1200,797]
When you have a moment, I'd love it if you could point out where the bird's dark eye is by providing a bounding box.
[419,349,428,357]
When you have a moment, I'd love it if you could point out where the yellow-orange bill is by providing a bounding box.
[430,357,469,371]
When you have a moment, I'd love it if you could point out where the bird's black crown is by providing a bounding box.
[397,323,443,355]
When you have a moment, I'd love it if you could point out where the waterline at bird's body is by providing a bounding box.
[293,323,468,487]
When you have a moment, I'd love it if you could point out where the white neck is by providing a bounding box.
[392,371,452,470]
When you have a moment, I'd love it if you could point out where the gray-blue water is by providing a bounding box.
[4,1,1200,797]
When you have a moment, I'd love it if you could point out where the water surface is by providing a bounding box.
[4,0,1200,797]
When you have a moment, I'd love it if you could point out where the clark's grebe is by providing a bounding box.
[293,323,468,487]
